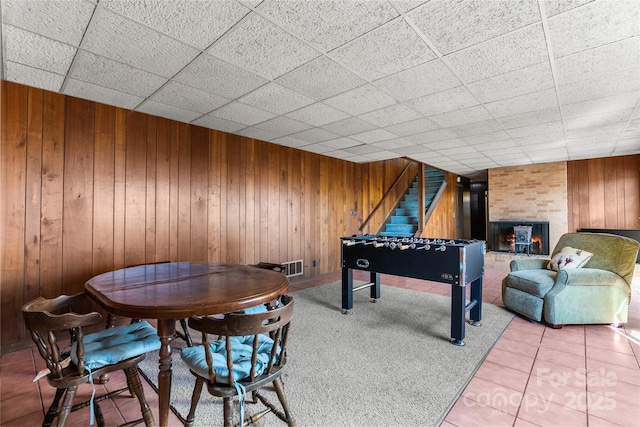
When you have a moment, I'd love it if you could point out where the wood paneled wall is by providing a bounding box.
[567,155,640,231]
[1,81,456,349]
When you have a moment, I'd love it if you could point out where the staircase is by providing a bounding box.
[379,167,445,237]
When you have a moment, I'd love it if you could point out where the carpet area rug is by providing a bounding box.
[139,280,513,426]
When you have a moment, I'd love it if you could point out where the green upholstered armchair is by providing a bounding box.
[502,232,639,327]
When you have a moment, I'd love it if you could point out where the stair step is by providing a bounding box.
[390,216,418,224]
[395,208,418,216]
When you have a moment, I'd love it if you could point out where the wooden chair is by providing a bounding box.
[181,295,296,427]
[22,293,160,427]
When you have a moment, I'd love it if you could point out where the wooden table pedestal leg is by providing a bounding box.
[157,319,176,427]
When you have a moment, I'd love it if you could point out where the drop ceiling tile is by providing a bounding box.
[320,117,377,136]
[429,105,492,128]
[271,136,313,149]
[136,99,202,123]
[548,1,640,59]
[150,81,229,114]
[254,116,312,135]
[289,128,340,144]
[543,0,593,18]
[472,140,518,151]
[2,0,95,45]
[70,50,167,98]
[210,102,277,127]
[320,149,359,160]
[385,117,441,137]
[390,0,430,14]
[208,13,319,80]
[330,18,435,81]
[447,119,504,138]
[64,78,144,110]
[423,138,467,151]
[174,54,268,99]
[528,152,569,162]
[324,84,397,116]
[345,144,384,155]
[373,59,462,102]
[497,107,561,130]
[565,122,626,140]
[612,145,639,155]
[364,150,399,161]
[392,144,434,156]
[235,127,282,142]
[256,0,399,52]
[351,129,397,144]
[239,83,315,115]
[408,0,540,55]
[485,88,558,118]
[555,37,640,86]
[276,56,366,100]
[192,114,246,133]
[358,104,423,127]
[406,128,457,144]
[102,0,250,50]
[565,108,632,131]
[562,92,640,119]
[444,24,548,83]
[513,131,565,147]
[81,9,199,78]
[436,146,479,157]
[463,131,512,145]
[300,143,336,154]
[507,121,564,139]
[319,137,362,150]
[372,138,415,150]
[558,69,640,105]
[406,86,479,117]
[285,102,350,127]
[467,62,554,104]
[4,25,76,74]
[4,61,64,91]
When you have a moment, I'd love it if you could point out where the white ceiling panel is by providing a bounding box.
[275,56,366,100]
[208,13,319,80]
[239,83,315,115]
[2,0,638,180]
[174,54,268,100]
[329,18,435,81]
[150,81,230,114]
[81,8,200,78]
[102,0,250,50]
[373,59,462,102]
[256,0,399,53]
[70,50,167,98]
[64,78,144,110]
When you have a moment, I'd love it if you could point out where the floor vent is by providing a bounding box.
[282,259,303,277]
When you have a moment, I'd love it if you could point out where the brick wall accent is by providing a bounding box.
[488,162,569,252]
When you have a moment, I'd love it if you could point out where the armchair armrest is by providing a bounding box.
[547,268,630,297]
[509,258,549,272]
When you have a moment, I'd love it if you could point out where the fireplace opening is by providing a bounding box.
[489,221,550,255]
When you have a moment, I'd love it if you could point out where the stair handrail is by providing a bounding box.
[415,178,448,237]
[359,161,418,233]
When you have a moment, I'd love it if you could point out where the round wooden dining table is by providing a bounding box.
[85,262,289,427]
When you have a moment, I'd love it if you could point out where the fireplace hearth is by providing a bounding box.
[489,221,550,255]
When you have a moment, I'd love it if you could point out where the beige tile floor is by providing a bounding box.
[2,262,639,426]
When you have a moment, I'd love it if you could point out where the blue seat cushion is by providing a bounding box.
[181,334,278,384]
[71,321,160,371]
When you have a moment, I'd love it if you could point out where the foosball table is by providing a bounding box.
[341,235,486,346]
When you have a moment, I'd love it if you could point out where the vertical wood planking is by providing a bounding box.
[267,144,279,262]
[145,116,158,263]
[155,118,171,262]
[278,148,288,264]
[24,88,44,307]
[1,82,28,342]
[40,90,65,298]
[113,108,127,268]
[244,138,257,264]
[124,112,147,266]
[168,123,180,261]
[190,126,208,263]
[93,103,116,274]
[208,130,222,262]
[624,155,640,229]
[225,135,241,263]
[62,97,95,294]
[177,123,192,261]
[588,158,605,228]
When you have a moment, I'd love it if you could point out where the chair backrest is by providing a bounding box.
[187,295,294,385]
[553,232,640,284]
[22,293,103,378]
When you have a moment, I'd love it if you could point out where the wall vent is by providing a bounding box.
[282,259,303,277]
